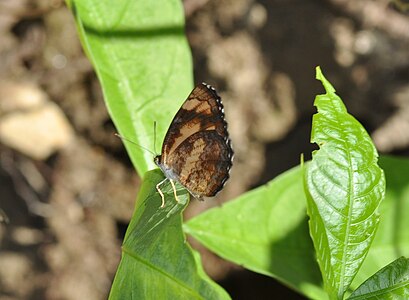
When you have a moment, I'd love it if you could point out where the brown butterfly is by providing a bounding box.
[155,83,233,207]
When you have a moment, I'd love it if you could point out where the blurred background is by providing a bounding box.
[0,0,408,299]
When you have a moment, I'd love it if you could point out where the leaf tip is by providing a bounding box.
[315,66,336,94]
[315,66,322,80]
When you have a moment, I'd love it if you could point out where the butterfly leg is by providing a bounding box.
[156,178,168,208]
[169,179,180,204]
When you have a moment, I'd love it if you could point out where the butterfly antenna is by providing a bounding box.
[114,133,156,156]
[153,121,158,155]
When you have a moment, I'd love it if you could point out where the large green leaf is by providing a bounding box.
[109,170,230,299]
[184,165,327,300]
[351,156,409,291]
[184,155,409,300]
[305,67,385,299]
[66,0,193,176]
[349,257,409,299]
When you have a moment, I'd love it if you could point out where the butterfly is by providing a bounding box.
[154,83,234,208]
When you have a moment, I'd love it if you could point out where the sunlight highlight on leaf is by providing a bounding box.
[109,170,230,299]
[351,156,409,292]
[67,0,193,176]
[349,257,409,299]
[185,165,327,300]
[305,67,386,299]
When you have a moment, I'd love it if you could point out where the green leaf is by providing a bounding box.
[109,170,230,299]
[184,165,327,300]
[183,155,408,299]
[305,67,386,299]
[349,257,409,299]
[66,0,193,176]
[351,156,409,292]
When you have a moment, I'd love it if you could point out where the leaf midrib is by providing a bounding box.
[349,280,409,300]
[339,111,354,299]
[122,246,205,299]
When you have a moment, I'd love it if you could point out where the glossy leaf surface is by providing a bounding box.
[109,170,230,299]
[349,257,409,299]
[351,156,409,292]
[305,67,385,299]
[185,166,327,300]
[67,0,193,176]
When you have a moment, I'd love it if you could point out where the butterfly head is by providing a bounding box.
[154,155,161,166]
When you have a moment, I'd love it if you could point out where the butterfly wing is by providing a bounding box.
[159,83,233,197]
[167,130,232,197]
